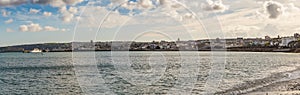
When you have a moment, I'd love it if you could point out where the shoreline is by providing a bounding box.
[0,49,299,53]
[1,47,300,53]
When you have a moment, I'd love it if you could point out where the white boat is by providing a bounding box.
[30,48,42,53]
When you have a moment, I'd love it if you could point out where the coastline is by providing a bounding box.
[0,49,299,53]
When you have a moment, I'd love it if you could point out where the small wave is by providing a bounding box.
[215,68,300,95]
[0,65,75,70]
[0,64,111,71]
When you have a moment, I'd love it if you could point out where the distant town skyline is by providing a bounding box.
[1,0,300,47]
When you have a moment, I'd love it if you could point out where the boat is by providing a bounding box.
[30,48,42,53]
[23,50,30,53]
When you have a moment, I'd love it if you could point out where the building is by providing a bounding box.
[265,36,271,40]
[280,36,296,47]
[294,33,300,39]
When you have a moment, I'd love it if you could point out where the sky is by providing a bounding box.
[0,0,300,46]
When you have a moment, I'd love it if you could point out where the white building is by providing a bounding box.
[280,36,296,47]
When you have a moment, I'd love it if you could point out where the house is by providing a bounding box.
[280,36,296,47]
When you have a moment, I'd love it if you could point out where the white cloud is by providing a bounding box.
[19,23,43,32]
[35,0,65,7]
[32,0,84,7]
[43,11,52,16]
[59,6,67,13]
[6,28,14,32]
[263,24,278,33]
[285,3,300,16]
[58,6,79,22]
[105,0,194,22]
[19,25,28,32]
[61,28,70,32]
[29,8,40,14]
[110,0,128,4]
[0,0,27,6]
[158,0,180,7]
[5,18,13,24]
[19,23,64,32]
[223,25,261,37]
[27,23,43,32]
[0,0,85,25]
[61,28,66,32]
[264,1,284,19]
[0,0,84,7]
[76,0,199,29]
[61,13,74,22]
[63,0,84,5]
[68,7,78,14]
[256,1,300,19]
[201,0,229,12]
[44,26,59,31]
[1,9,10,17]
[138,0,153,8]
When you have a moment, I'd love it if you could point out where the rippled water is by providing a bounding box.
[0,52,299,94]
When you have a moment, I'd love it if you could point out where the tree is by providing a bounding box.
[155,46,161,49]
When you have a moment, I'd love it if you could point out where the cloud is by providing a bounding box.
[63,0,84,5]
[19,25,28,32]
[68,7,78,14]
[32,0,65,7]
[29,8,40,14]
[5,18,13,24]
[1,9,10,17]
[285,3,300,16]
[0,0,27,6]
[61,13,74,22]
[19,23,65,32]
[263,1,284,19]
[25,23,43,32]
[61,28,67,32]
[263,24,279,35]
[19,23,43,32]
[157,0,181,7]
[106,0,184,15]
[44,26,59,31]
[61,28,70,32]
[76,6,133,28]
[31,0,84,7]
[6,28,14,32]
[58,6,79,22]
[43,11,52,16]
[77,0,197,29]
[110,0,128,4]
[256,1,300,19]
[138,0,153,8]
[201,0,229,12]
[223,25,261,37]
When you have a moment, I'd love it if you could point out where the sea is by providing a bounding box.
[0,51,299,95]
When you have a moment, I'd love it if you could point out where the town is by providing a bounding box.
[1,33,300,53]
